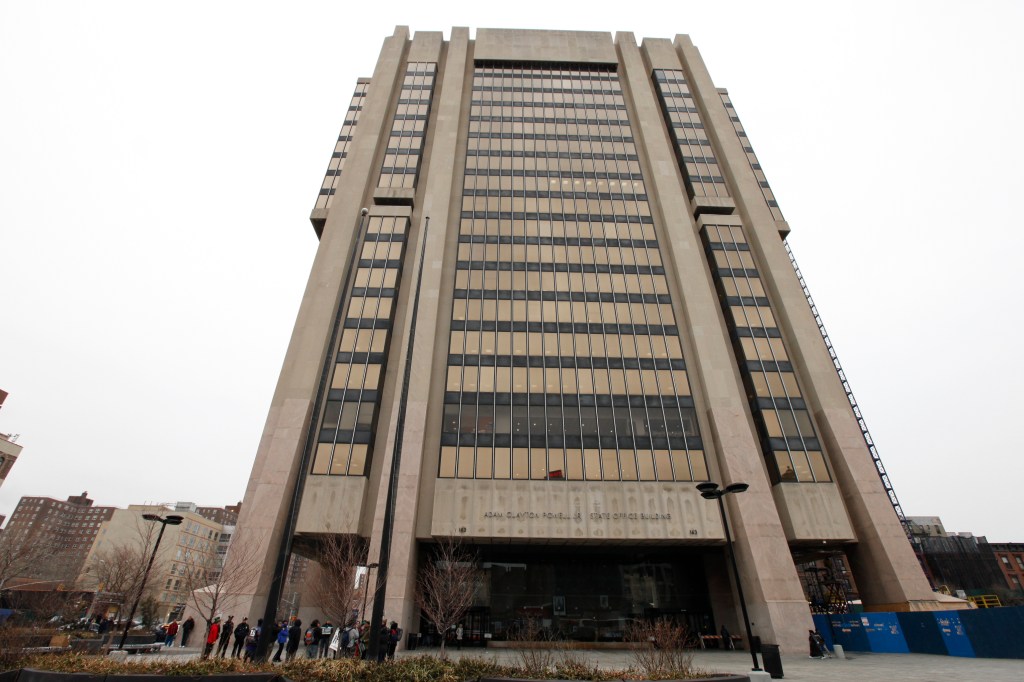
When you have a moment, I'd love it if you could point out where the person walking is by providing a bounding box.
[217,616,234,658]
[305,619,322,658]
[232,617,250,658]
[285,619,302,661]
[164,620,178,647]
[243,619,262,662]
[386,621,401,660]
[319,621,333,659]
[180,616,195,647]
[456,623,463,650]
[203,617,221,659]
[272,620,288,662]
[720,624,732,650]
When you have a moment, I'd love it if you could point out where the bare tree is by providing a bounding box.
[82,543,156,619]
[179,532,264,647]
[309,535,365,627]
[415,537,482,658]
[0,533,48,591]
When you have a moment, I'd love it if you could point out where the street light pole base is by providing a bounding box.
[748,670,772,681]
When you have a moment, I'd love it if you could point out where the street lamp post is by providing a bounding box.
[118,513,183,650]
[360,563,379,624]
[696,482,761,672]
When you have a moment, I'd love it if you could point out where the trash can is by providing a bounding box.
[406,632,418,651]
[760,643,784,679]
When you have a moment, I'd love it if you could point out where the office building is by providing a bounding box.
[231,28,941,651]
[2,492,115,585]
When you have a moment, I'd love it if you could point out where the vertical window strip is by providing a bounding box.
[439,64,708,482]
[700,223,831,483]
[718,92,784,221]
[377,62,437,189]
[651,69,729,201]
[311,215,411,476]
[316,82,370,210]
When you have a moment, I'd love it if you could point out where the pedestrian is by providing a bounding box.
[286,619,302,661]
[305,619,322,658]
[377,619,389,662]
[243,619,262,662]
[456,623,463,650]
[217,616,234,657]
[272,620,288,662]
[203,617,221,659]
[386,621,401,660]
[359,621,370,659]
[808,629,823,658]
[180,616,195,647]
[720,624,732,650]
[164,620,178,647]
[319,621,333,659]
[232,617,250,658]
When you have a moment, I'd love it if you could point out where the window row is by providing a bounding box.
[472,93,625,106]
[456,242,661,266]
[312,442,368,477]
[469,120,632,134]
[438,446,708,482]
[442,403,698,438]
[460,268,670,297]
[445,365,692,396]
[449,329,684,359]
[465,156,644,175]
[459,219,655,240]
[451,299,675,325]
[465,176,644,192]
[461,197,652,218]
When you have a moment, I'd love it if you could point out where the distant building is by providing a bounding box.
[2,492,115,585]
[195,502,241,527]
[0,390,23,490]
[81,504,225,622]
[990,543,1024,594]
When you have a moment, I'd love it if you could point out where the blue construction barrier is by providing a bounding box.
[810,606,1024,659]
[959,605,1024,659]
[896,611,947,656]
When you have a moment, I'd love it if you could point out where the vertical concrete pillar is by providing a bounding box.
[673,35,936,611]
[618,32,813,652]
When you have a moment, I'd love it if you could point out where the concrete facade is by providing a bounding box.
[231,28,940,653]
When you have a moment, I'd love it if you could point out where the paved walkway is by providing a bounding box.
[123,645,1024,681]
[404,647,1024,681]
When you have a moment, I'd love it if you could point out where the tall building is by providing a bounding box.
[232,28,942,651]
[2,492,115,585]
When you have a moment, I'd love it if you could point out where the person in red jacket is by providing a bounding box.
[202,617,221,659]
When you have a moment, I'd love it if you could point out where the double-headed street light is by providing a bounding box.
[118,513,183,650]
[696,481,761,672]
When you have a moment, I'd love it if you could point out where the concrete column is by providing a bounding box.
[618,32,813,652]
[228,26,411,623]
[363,27,470,642]
[673,35,937,610]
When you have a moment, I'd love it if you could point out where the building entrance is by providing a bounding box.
[419,544,714,643]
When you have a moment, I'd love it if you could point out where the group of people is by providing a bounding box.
[156,615,261,660]
[268,618,403,663]
[155,614,404,663]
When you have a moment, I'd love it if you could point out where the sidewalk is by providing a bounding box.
[410,647,1024,681]
[124,645,1024,681]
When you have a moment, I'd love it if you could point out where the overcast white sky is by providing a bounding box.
[1,1,1021,542]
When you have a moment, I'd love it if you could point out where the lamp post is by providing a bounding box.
[696,481,760,672]
[118,513,183,650]
[360,563,379,624]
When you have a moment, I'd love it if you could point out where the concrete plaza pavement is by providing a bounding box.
[413,647,1024,682]
[131,645,1024,681]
